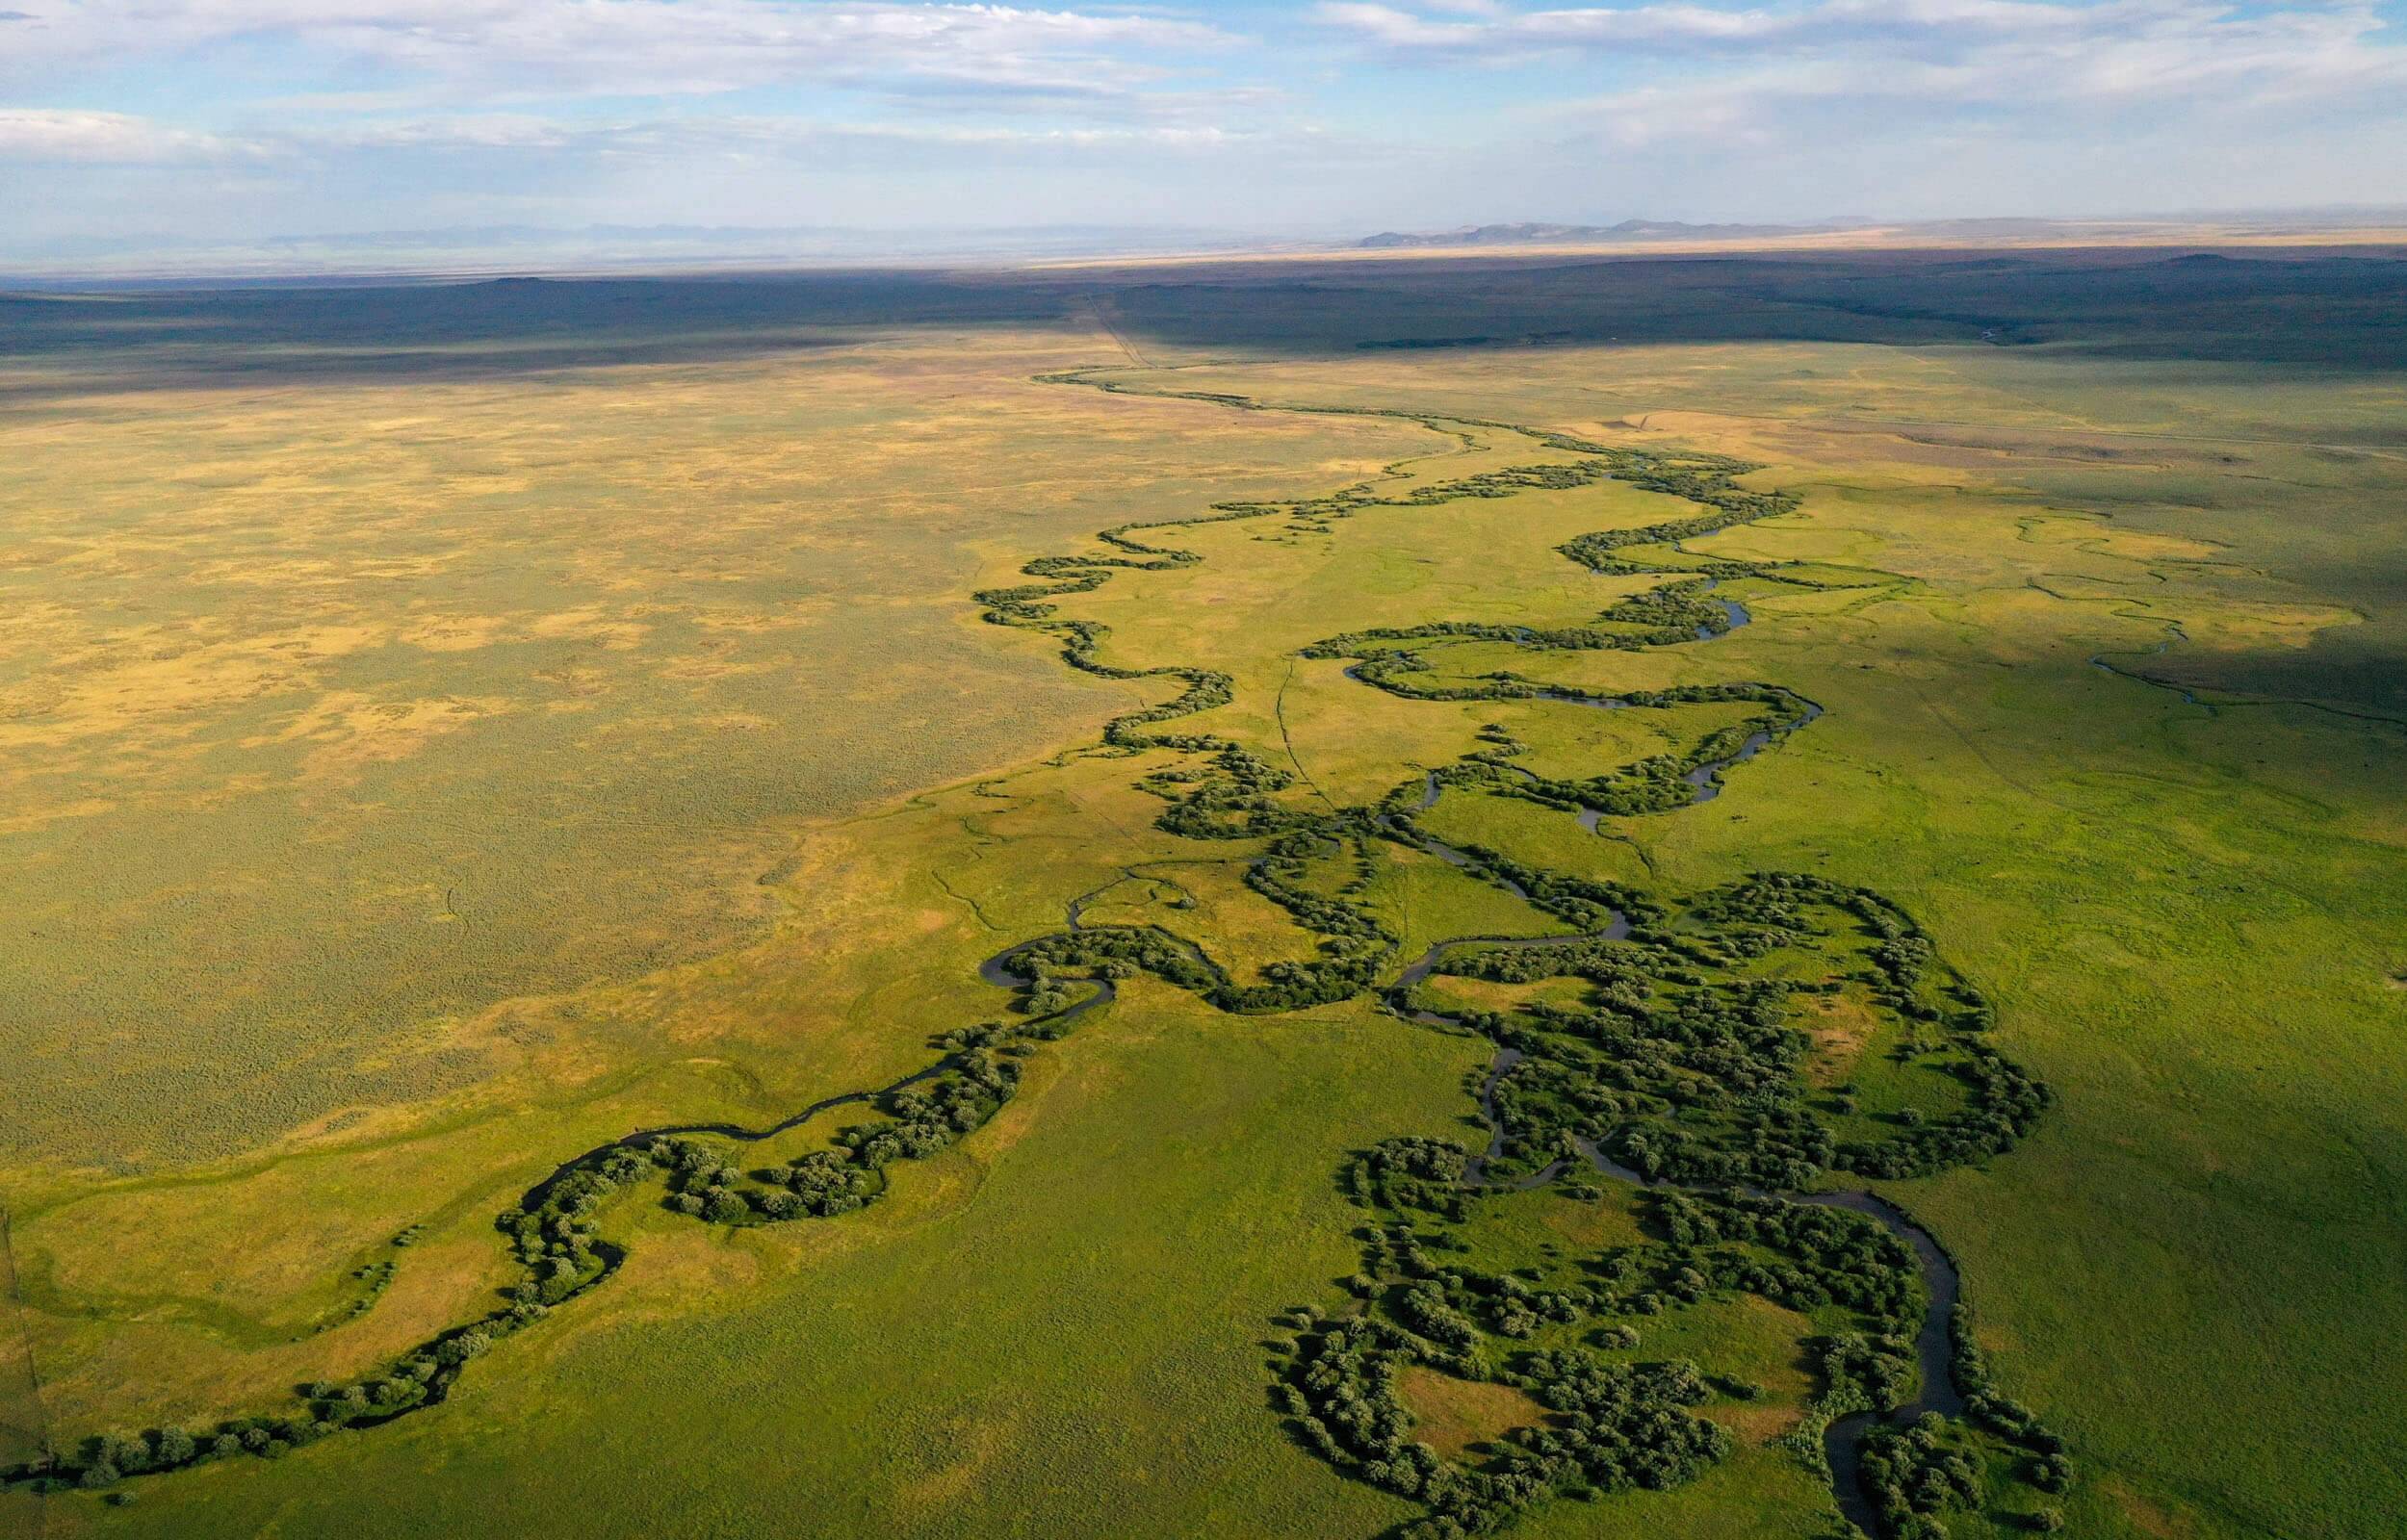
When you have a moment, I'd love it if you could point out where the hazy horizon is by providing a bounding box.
[13,204,2407,284]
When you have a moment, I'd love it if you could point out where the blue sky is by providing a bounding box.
[4,0,2405,250]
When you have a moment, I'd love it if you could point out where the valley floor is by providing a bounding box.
[4,260,2403,1538]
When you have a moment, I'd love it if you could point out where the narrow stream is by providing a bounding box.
[1684,702,1825,805]
[1700,594,1752,639]
[2088,634,2210,710]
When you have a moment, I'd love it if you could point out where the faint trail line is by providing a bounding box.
[928,870,1004,933]
[1276,660,1338,814]
[0,1212,53,1535]
[1084,293,1149,368]
[1908,680,2079,813]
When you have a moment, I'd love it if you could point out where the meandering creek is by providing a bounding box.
[1373,575,1957,1537]
[13,385,2029,1536]
[546,456,1948,1537]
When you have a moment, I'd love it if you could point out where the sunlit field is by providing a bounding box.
[4,250,2402,1540]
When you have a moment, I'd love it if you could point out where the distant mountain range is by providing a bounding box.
[1356,212,2407,250]
[1357,219,1874,248]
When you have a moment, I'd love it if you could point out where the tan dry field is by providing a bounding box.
[0,323,1434,1174]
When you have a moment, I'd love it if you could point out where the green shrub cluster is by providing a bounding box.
[1857,1415,1985,1539]
[1276,1310,1726,1540]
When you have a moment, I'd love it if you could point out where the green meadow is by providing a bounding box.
[2,250,2402,1539]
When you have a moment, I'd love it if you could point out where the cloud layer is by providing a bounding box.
[3,2,1231,99]
[3,0,2404,255]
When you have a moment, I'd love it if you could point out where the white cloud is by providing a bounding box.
[300,112,1267,158]
[0,2,1237,102]
[1321,0,2407,93]
[1321,0,2407,130]
[1550,7,2407,143]
[0,108,242,162]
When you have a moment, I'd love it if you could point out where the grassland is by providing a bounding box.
[2,252,2402,1540]
[0,316,1441,1170]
